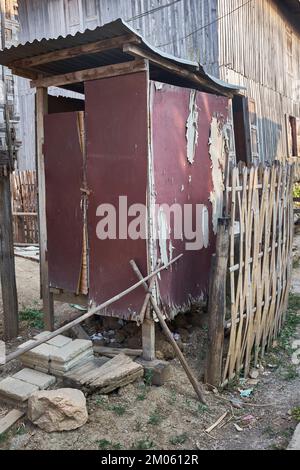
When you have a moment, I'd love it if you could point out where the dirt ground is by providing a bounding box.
[0,235,299,450]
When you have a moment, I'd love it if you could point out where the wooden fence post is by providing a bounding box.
[0,171,19,340]
[206,217,229,387]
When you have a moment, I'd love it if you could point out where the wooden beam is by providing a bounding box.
[0,173,19,340]
[36,87,54,331]
[123,43,232,97]
[30,59,148,89]
[11,34,141,70]
[10,66,40,80]
[142,318,156,361]
[130,259,207,404]
[0,409,24,435]
[205,218,229,387]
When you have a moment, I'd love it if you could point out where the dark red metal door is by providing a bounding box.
[85,72,149,319]
[44,111,84,293]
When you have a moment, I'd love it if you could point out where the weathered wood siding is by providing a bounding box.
[218,0,300,162]
[15,0,300,168]
[17,0,219,170]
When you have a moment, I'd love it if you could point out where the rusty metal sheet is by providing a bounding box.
[44,111,83,293]
[151,82,229,315]
[85,72,148,319]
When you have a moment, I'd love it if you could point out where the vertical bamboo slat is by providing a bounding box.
[215,161,294,386]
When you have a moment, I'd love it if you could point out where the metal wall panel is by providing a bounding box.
[150,82,229,314]
[44,111,83,292]
[85,72,149,319]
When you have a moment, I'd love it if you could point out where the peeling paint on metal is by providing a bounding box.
[157,207,170,266]
[186,89,198,164]
[202,205,209,248]
[209,116,226,234]
[154,81,164,90]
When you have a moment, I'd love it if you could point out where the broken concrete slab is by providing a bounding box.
[63,356,111,389]
[0,377,39,403]
[137,358,172,386]
[13,368,56,390]
[288,423,300,450]
[82,353,144,394]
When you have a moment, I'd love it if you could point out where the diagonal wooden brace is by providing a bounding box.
[130,259,207,404]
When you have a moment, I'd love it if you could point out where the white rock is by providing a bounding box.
[28,388,88,432]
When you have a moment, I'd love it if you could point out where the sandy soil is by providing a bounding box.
[0,236,299,450]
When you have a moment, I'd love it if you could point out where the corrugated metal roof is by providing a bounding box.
[0,18,241,96]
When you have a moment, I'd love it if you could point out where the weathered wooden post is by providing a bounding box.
[35,86,54,331]
[0,153,18,340]
[206,217,229,387]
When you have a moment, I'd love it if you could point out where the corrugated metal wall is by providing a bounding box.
[218,0,300,163]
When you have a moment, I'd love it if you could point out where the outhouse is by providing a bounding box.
[0,19,240,351]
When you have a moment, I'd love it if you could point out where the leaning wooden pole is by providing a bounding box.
[205,217,230,387]
[130,259,207,404]
[3,254,182,364]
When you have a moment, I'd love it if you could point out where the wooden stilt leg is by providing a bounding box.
[36,87,54,331]
[142,317,155,360]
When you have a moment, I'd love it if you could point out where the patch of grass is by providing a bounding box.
[0,432,8,444]
[281,364,299,381]
[136,384,147,401]
[263,425,278,438]
[168,388,177,405]
[109,404,126,416]
[133,419,143,432]
[96,439,122,450]
[19,306,44,329]
[292,407,300,422]
[131,438,155,450]
[144,369,154,386]
[16,424,26,435]
[197,403,209,414]
[148,409,162,426]
[95,396,107,406]
[170,433,188,446]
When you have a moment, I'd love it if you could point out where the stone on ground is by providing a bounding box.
[137,358,171,386]
[27,388,88,432]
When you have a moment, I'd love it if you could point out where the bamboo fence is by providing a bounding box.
[221,162,294,384]
[10,170,38,244]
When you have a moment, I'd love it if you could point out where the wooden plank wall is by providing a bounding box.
[10,170,38,244]
[218,0,300,163]
[16,0,219,171]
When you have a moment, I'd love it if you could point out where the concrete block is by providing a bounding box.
[288,424,300,450]
[46,335,72,348]
[50,339,92,363]
[13,368,56,389]
[0,377,38,402]
[137,358,172,386]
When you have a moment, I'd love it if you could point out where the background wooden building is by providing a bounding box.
[10,0,300,170]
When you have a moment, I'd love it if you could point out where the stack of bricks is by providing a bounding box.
[17,333,93,377]
[0,368,56,406]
